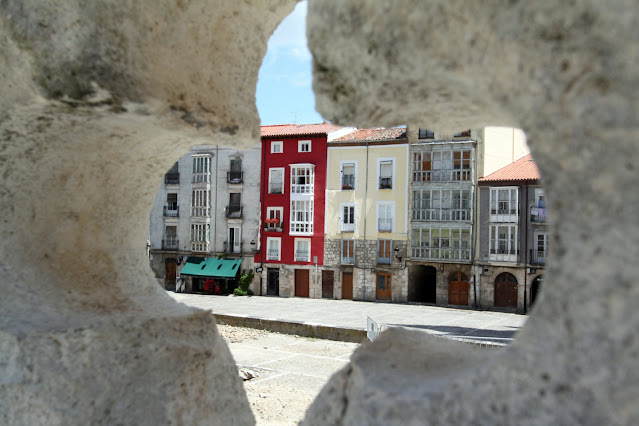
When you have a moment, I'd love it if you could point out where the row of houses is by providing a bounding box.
[148,123,547,313]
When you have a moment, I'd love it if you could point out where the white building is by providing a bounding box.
[148,144,261,292]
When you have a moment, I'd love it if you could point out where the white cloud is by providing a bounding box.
[267,1,310,61]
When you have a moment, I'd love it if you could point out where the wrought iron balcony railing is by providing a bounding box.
[227,171,243,184]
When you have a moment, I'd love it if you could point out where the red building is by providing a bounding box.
[256,123,354,297]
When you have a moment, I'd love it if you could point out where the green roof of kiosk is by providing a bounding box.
[180,257,242,279]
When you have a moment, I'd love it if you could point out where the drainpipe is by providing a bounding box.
[523,181,529,314]
[213,146,219,255]
[362,140,369,301]
[472,140,480,309]
[260,140,266,296]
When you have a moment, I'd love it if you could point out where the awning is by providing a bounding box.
[180,257,242,279]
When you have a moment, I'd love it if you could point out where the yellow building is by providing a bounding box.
[324,128,409,302]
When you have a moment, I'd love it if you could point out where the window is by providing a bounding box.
[271,141,283,153]
[533,233,548,265]
[378,239,392,264]
[191,189,210,217]
[228,159,242,183]
[341,240,355,264]
[341,162,355,190]
[341,204,355,232]
[453,151,471,180]
[490,224,518,261]
[379,160,393,189]
[378,202,394,233]
[412,151,432,182]
[290,199,313,234]
[165,162,179,184]
[453,130,471,138]
[413,147,472,182]
[298,140,311,152]
[291,165,314,194]
[490,187,519,217]
[227,227,241,253]
[165,193,178,217]
[418,128,435,139]
[192,155,211,183]
[294,238,311,262]
[411,225,471,261]
[266,237,281,261]
[163,225,178,250]
[268,168,284,194]
[265,207,283,231]
[190,223,210,252]
[531,188,546,223]
[226,193,241,218]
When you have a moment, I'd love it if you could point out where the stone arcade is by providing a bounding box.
[1,1,637,425]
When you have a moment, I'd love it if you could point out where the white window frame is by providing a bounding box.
[268,167,285,194]
[377,201,395,233]
[265,207,284,231]
[266,237,281,261]
[490,224,519,262]
[191,189,210,217]
[411,225,472,261]
[271,141,283,154]
[378,158,395,190]
[192,155,211,184]
[190,223,210,252]
[294,238,311,262]
[489,187,519,222]
[290,164,314,194]
[340,203,356,232]
[298,140,311,153]
[290,199,313,235]
[228,226,241,253]
[340,161,357,190]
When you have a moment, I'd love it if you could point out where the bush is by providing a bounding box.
[234,270,254,296]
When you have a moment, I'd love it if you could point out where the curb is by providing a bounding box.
[214,314,367,343]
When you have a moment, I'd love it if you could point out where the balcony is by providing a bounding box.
[191,207,210,217]
[489,248,519,263]
[264,220,284,232]
[295,250,309,262]
[341,222,355,232]
[379,177,392,189]
[191,241,209,252]
[411,246,471,261]
[530,249,547,265]
[164,172,179,185]
[269,183,283,194]
[378,218,392,233]
[291,183,313,194]
[224,241,242,254]
[267,249,280,261]
[225,204,243,219]
[412,170,473,183]
[530,206,547,223]
[163,205,179,217]
[227,171,243,184]
[162,236,179,250]
[341,175,355,190]
[412,208,471,222]
[341,254,354,264]
[377,254,392,265]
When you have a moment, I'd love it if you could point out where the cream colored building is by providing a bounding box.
[324,128,410,302]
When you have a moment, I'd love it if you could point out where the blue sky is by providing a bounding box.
[256,1,324,126]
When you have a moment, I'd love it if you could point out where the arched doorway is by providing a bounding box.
[409,265,437,303]
[448,271,469,306]
[530,275,543,307]
[494,272,518,308]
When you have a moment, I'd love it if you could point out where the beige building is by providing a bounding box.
[324,128,410,302]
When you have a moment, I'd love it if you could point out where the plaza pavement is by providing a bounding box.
[169,293,528,346]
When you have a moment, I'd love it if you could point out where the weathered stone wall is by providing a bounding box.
[305,0,639,424]
[0,1,296,424]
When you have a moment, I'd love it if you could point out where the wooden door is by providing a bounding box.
[448,271,469,306]
[322,270,334,299]
[495,272,518,307]
[295,269,310,297]
[376,272,392,300]
[165,259,176,289]
[342,272,353,300]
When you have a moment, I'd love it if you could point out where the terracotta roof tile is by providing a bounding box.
[261,122,346,137]
[479,154,541,182]
[332,127,407,142]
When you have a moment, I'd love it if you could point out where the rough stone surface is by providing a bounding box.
[0,1,295,424]
[306,0,639,424]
